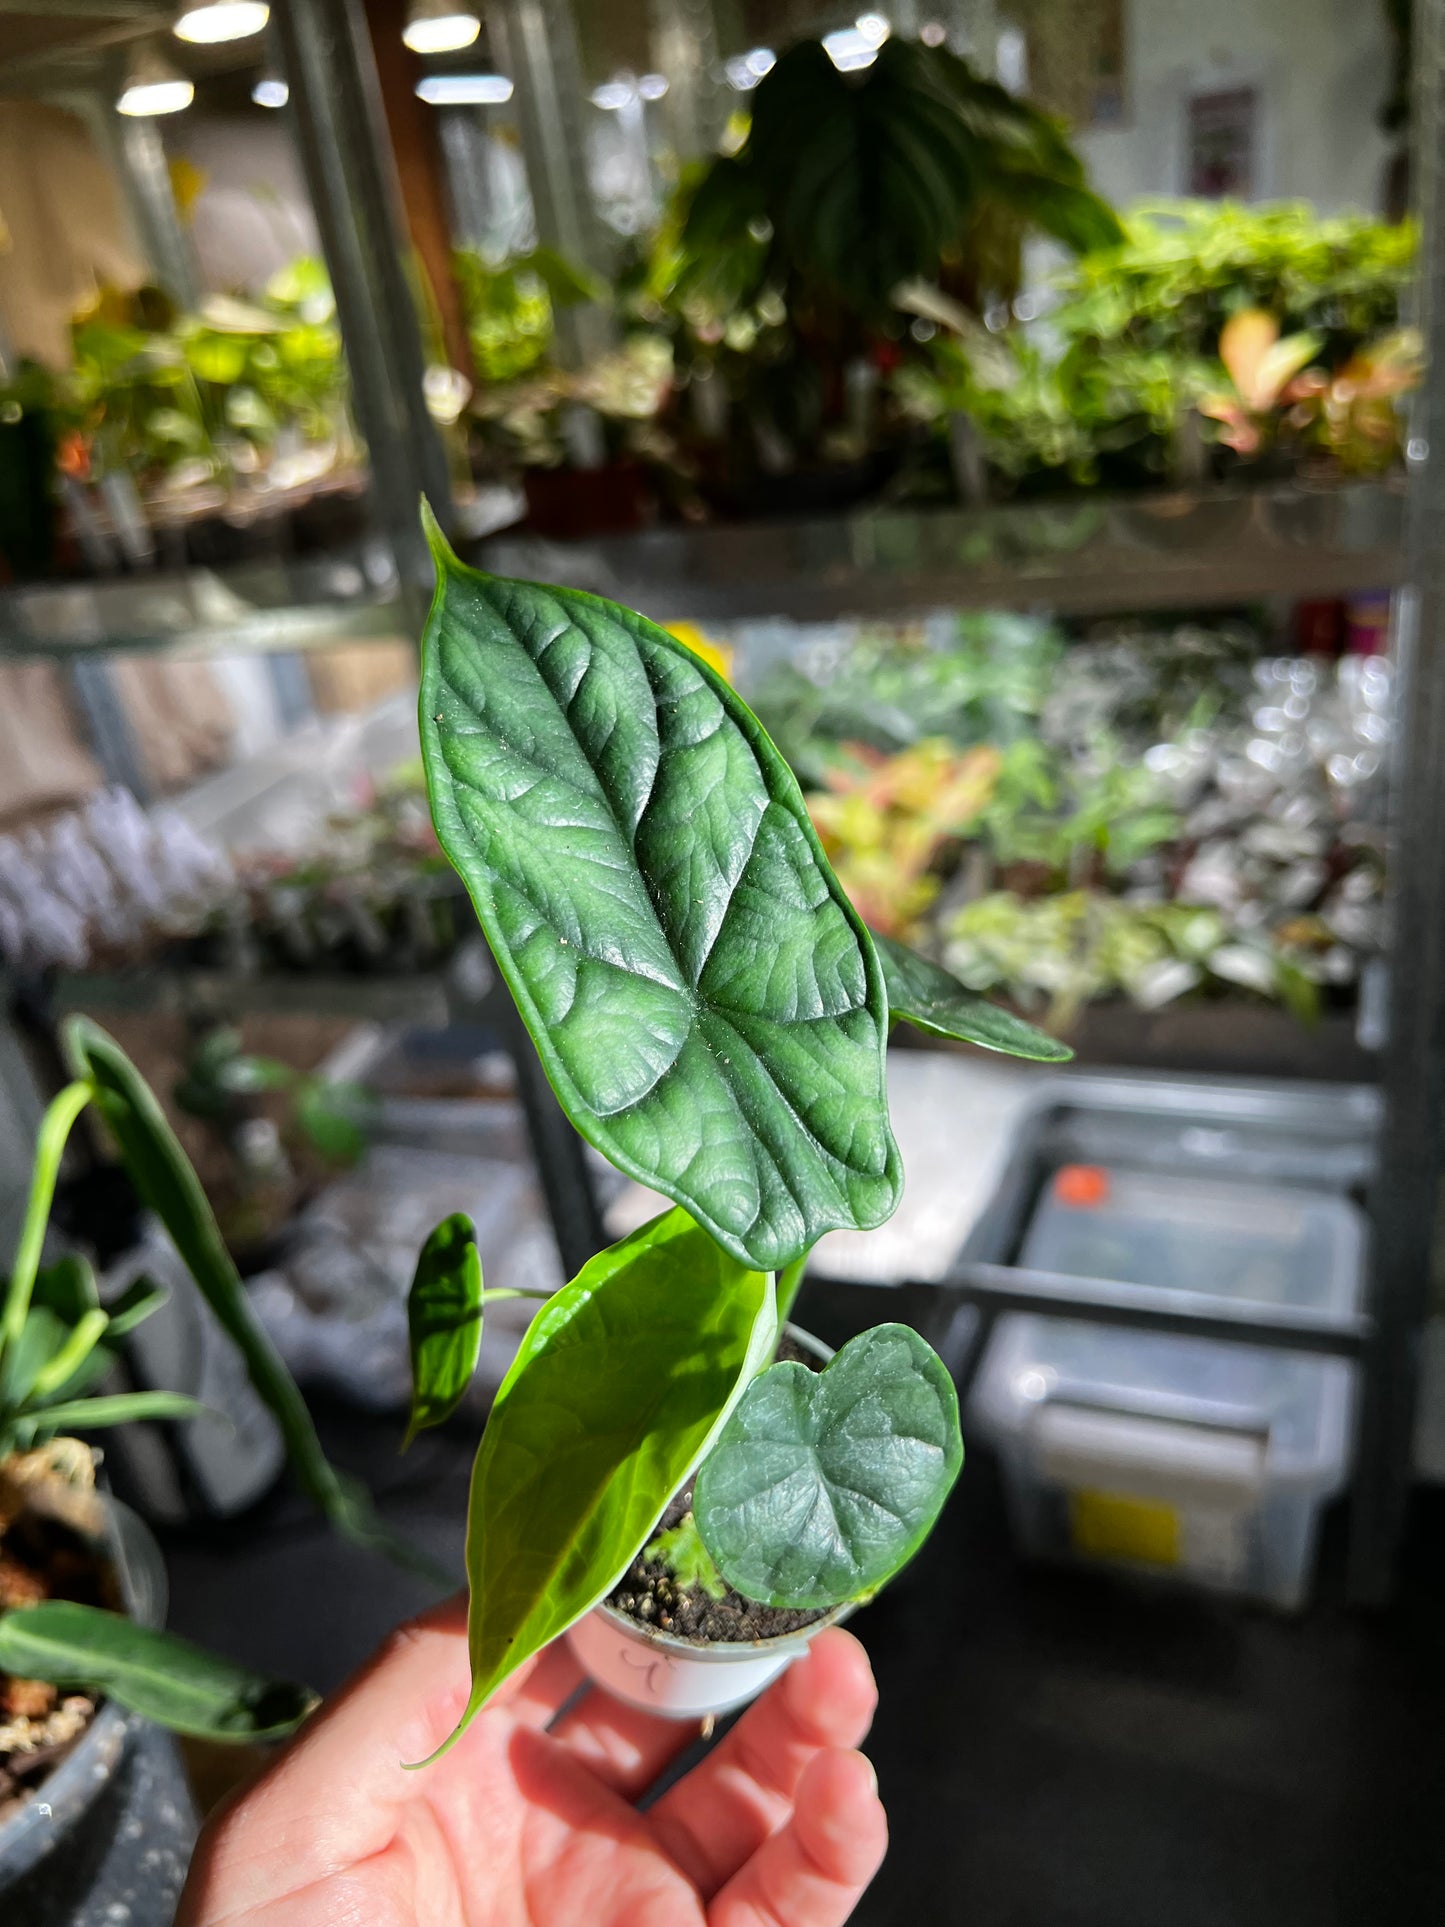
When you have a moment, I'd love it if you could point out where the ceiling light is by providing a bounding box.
[590,79,634,111]
[252,74,288,108]
[638,72,669,100]
[855,13,891,47]
[118,43,195,116]
[415,72,513,104]
[726,48,774,91]
[174,1,270,43]
[823,27,880,71]
[402,0,480,54]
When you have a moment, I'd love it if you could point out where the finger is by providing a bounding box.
[548,1677,702,1797]
[650,1628,877,1894]
[708,1749,888,1927]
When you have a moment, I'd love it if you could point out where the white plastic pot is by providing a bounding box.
[567,1325,848,1721]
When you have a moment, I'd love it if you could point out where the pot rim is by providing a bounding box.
[595,1321,854,1663]
[0,1494,167,1888]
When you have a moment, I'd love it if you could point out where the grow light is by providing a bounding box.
[823,22,887,72]
[725,47,774,90]
[415,73,513,104]
[174,1,270,42]
[402,0,480,55]
[117,45,194,116]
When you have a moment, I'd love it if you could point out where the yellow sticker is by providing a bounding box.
[1070,1489,1180,1567]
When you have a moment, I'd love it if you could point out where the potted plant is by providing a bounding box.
[392,507,1070,1752]
[0,1020,422,1905]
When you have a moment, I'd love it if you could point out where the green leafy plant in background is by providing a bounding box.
[174,1023,370,1174]
[453,245,605,383]
[406,511,1067,1749]
[0,1018,417,1740]
[911,197,1420,494]
[624,32,1117,505]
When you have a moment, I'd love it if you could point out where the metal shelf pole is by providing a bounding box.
[272,0,453,612]
[1349,0,1445,1603]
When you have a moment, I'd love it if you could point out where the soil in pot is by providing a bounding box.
[0,1485,119,1826]
[606,1333,830,1645]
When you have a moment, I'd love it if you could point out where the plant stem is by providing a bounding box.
[28,1307,110,1403]
[0,1080,92,1374]
[476,1287,554,1305]
[775,1252,809,1326]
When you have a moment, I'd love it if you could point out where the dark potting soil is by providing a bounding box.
[0,1510,114,1822]
[606,1332,831,1645]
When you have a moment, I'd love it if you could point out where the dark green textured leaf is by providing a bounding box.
[418,513,901,1272]
[694,1323,963,1611]
[405,1213,484,1448]
[873,932,1073,1061]
[61,1017,389,1554]
[437,1208,777,1756]
[0,1602,316,1741]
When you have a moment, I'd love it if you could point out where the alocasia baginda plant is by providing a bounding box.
[408,505,1069,1754]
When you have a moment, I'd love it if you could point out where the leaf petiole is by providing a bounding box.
[1,1079,93,1386]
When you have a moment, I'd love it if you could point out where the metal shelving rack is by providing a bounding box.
[1,0,1443,1606]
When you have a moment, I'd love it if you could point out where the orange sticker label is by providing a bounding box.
[1054,1164,1110,1208]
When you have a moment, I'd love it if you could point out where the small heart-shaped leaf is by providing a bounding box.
[404,1213,484,1448]
[418,511,902,1272]
[694,1323,963,1611]
[0,1602,316,1741]
[873,932,1073,1061]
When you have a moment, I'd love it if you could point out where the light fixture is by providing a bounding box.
[856,12,891,47]
[919,20,946,46]
[589,78,634,111]
[252,73,288,107]
[638,72,668,100]
[174,1,270,43]
[725,46,773,91]
[823,26,881,71]
[402,0,480,55]
[117,43,195,116]
[415,72,513,104]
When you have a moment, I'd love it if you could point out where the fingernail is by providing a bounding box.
[861,1753,878,1798]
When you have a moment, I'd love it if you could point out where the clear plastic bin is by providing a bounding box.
[967,1166,1365,1609]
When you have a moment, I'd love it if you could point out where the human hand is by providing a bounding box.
[177,1595,887,1927]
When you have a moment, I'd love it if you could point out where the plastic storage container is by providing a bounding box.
[967,1165,1365,1609]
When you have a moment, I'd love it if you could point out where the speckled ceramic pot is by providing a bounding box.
[568,1326,852,1721]
[0,1496,194,1915]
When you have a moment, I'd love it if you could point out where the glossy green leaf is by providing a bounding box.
[694,1323,963,1611]
[437,1208,777,1757]
[404,1214,484,1448]
[0,1602,316,1741]
[873,932,1073,1061]
[418,512,902,1272]
[61,1017,388,1555]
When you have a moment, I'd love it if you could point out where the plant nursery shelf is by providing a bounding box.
[0,482,1405,660]
[480,482,1405,625]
